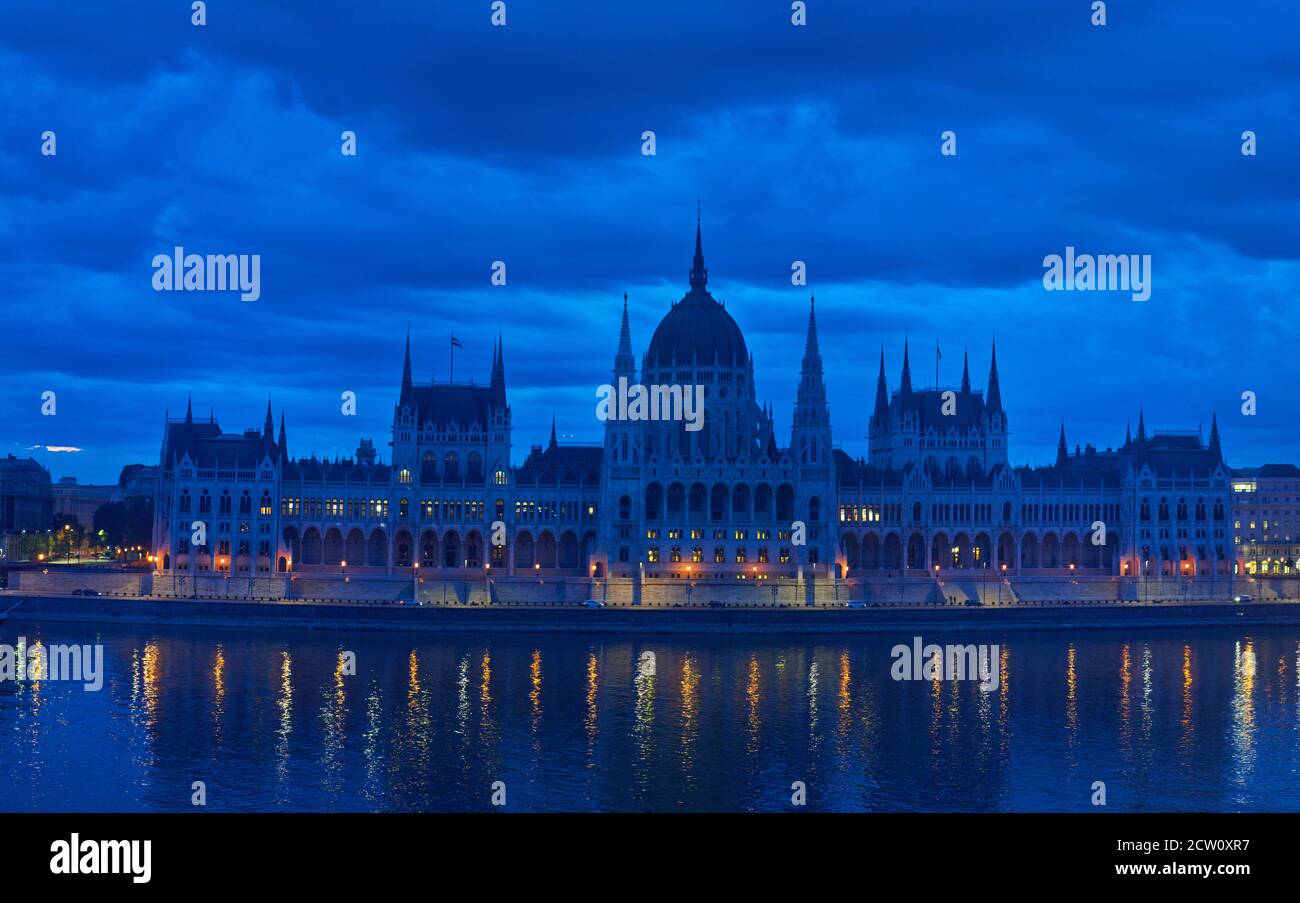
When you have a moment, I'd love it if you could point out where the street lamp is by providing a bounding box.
[341,559,349,583]
[412,561,419,603]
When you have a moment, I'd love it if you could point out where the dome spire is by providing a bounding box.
[689,203,708,291]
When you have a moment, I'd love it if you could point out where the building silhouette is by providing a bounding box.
[150,221,1235,583]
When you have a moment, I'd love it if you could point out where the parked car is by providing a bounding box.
[845,601,867,609]
[707,599,726,609]
[964,597,981,607]
[581,599,605,608]
[1232,594,1252,604]
[71,588,102,597]
[396,597,420,606]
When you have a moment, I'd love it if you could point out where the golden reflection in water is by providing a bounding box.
[27,639,44,681]
[1231,639,1257,781]
[1065,644,1078,748]
[807,660,820,753]
[836,651,852,744]
[1119,643,1132,748]
[584,652,598,763]
[479,651,494,737]
[530,649,543,734]
[680,654,699,783]
[746,653,761,754]
[929,649,942,763]
[275,650,293,785]
[405,649,431,773]
[1179,644,1194,753]
[997,645,1010,757]
[212,645,226,740]
[142,641,159,732]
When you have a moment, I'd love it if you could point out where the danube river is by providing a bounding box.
[1,620,1297,812]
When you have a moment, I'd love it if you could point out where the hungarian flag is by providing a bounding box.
[451,335,464,349]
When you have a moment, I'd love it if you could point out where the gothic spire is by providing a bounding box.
[614,291,636,377]
[803,293,820,360]
[986,338,1003,414]
[185,393,193,425]
[872,346,889,423]
[490,332,506,401]
[1124,421,1132,448]
[399,327,413,406]
[1056,421,1068,467]
[960,345,971,393]
[278,413,288,465]
[549,413,558,450]
[900,336,914,395]
[689,206,708,292]
[1137,407,1147,442]
[1209,410,1221,458]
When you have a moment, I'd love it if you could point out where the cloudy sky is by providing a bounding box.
[2,1,1297,483]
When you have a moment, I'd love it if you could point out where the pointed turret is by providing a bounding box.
[960,345,971,393]
[900,337,914,396]
[986,339,1003,415]
[791,295,831,463]
[399,328,413,407]
[804,293,820,359]
[872,347,889,423]
[185,394,193,425]
[1209,410,1221,459]
[689,206,708,292]
[278,414,288,465]
[490,333,506,402]
[1124,422,1132,448]
[263,397,274,440]
[549,414,558,450]
[1137,407,1147,443]
[1056,421,1068,467]
[614,292,636,379]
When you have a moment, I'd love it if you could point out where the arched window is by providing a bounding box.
[239,491,252,514]
[808,497,821,522]
[219,490,232,514]
[200,490,212,514]
[645,484,663,521]
[444,452,460,480]
[180,491,192,513]
[618,495,631,520]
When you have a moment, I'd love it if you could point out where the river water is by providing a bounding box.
[1,620,1297,811]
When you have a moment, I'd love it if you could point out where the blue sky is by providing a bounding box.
[2,1,1298,483]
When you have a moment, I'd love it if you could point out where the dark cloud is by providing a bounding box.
[1,0,1297,481]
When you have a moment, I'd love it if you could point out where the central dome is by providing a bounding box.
[644,219,749,370]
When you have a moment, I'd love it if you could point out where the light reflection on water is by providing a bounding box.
[1,622,1298,812]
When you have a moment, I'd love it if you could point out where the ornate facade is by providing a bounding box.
[150,221,1236,582]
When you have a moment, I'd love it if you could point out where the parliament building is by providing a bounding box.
[150,222,1235,584]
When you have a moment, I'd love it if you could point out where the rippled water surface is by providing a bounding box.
[1,620,1297,811]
